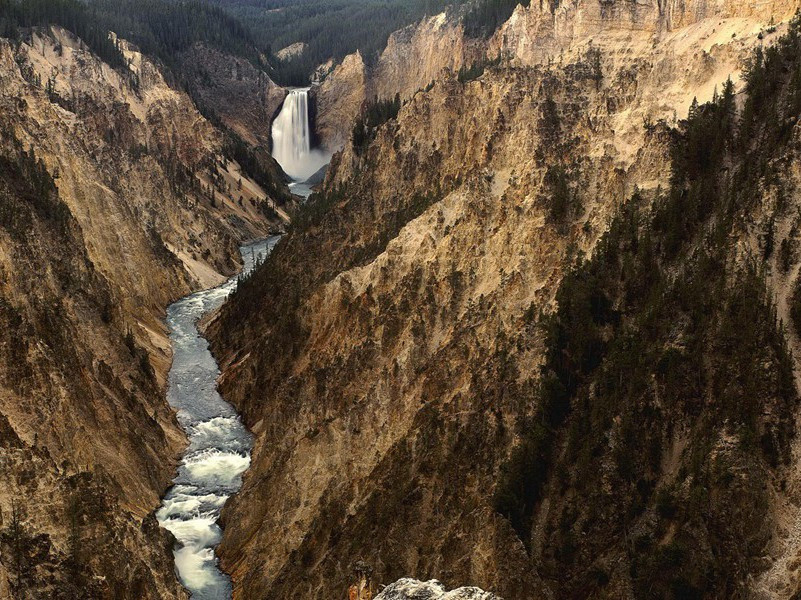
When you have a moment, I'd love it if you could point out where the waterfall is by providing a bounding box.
[271,88,328,182]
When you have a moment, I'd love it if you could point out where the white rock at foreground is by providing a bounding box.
[375,579,500,600]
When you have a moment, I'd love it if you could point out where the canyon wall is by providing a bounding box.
[210,2,801,598]
[490,0,799,64]
[0,25,284,598]
[312,13,481,151]
[312,0,800,152]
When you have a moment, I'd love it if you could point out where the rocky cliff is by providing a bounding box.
[0,24,284,599]
[312,0,800,153]
[176,42,286,149]
[312,12,482,151]
[210,2,801,599]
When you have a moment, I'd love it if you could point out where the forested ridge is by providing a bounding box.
[0,0,549,86]
[209,0,464,85]
[0,0,264,75]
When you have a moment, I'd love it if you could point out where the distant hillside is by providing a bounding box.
[207,0,464,85]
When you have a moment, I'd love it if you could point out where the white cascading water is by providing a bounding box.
[156,237,279,600]
[271,87,329,185]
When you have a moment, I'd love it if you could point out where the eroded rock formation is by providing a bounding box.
[209,2,801,599]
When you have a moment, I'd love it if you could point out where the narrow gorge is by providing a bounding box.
[5,1,801,599]
[157,237,278,599]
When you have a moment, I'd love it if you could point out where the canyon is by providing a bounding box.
[209,0,801,599]
[0,21,286,599]
[4,0,801,599]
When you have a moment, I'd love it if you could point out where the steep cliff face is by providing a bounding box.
[176,42,286,148]
[0,135,187,599]
[3,26,285,372]
[0,24,282,599]
[312,51,369,151]
[490,0,799,64]
[313,0,800,153]
[209,4,790,599]
[312,12,481,151]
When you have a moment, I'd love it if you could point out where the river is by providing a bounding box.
[156,236,280,599]
[157,81,321,599]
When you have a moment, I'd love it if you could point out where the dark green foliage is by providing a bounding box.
[779,216,800,273]
[457,56,501,83]
[1,501,38,595]
[290,185,346,233]
[224,133,292,206]
[209,0,463,86]
[0,138,70,237]
[89,0,262,70]
[538,93,562,148]
[0,0,126,68]
[542,165,576,229]
[494,19,801,594]
[352,94,401,155]
[462,0,531,39]
[791,276,801,342]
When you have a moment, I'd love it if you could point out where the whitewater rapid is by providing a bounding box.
[157,237,279,599]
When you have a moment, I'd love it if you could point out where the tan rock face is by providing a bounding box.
[490,0,799,64]
[210,4,784,599]
[0,25,281,599]
[313,50,369,151]
[276,41,308,62]
[313,0,800,153]
[312,13,483,152]
[370,14,477,101]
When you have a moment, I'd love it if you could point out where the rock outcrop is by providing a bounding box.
[375,579,499,600]
[312,12,481,151]
[276,42,308,62]
[312,50,369,151]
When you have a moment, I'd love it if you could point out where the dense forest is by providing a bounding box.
[208,0,464,85]
[0,0,264,79]
[92,0,262,70]
[0,0,127,68]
